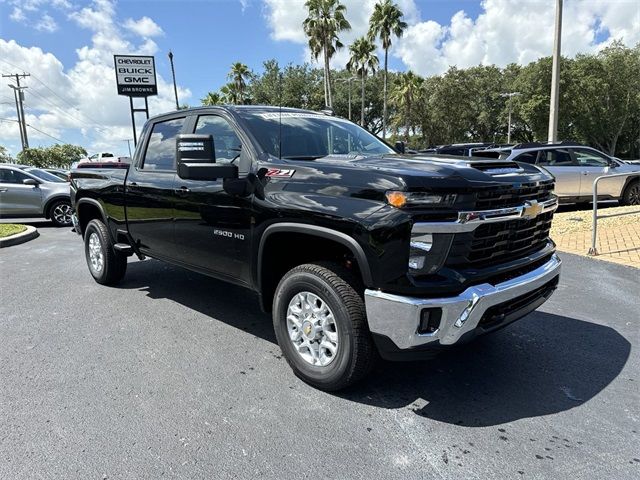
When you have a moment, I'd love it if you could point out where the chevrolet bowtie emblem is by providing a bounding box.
[522,200,543,219]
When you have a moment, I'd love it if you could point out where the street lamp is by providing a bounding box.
[501,92,521,144]
[548,0,563,143]
[337,76,357,121]
[168,50,180,110]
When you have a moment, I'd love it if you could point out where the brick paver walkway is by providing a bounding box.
[552,222,640,269]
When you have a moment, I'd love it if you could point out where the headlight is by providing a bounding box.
[385,191,455,208]
[408,232,453,275]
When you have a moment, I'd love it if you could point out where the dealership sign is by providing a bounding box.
[114,55,157,97]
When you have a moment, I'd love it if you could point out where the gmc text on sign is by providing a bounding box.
[114,55,158,97]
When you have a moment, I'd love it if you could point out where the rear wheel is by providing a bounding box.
[49,199,73,227]
[84,219,127,285]
[272,262,374,391]
[621,181,640,206]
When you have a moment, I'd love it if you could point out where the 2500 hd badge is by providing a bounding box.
[71,105,561,391]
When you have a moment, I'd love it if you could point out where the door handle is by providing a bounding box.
[0,188,7,193]
[174,186,190,195]
[581,171,589,175]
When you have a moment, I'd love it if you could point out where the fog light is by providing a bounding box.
[418,308,442,334]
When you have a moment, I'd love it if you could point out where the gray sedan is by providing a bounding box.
[0,165,73,226]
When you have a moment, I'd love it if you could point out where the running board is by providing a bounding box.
[114,243,134,254]
[116,228,145,260]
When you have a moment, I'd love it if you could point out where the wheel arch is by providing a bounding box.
[43,195,71,219]
[257,223,373,312]
[75,197,108,237]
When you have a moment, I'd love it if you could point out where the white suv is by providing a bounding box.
[480,143,640,205]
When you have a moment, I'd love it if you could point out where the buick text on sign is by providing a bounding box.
[114,55,158,97]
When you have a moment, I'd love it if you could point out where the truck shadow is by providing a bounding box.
[341,312,631,426]
[122,260,630,427]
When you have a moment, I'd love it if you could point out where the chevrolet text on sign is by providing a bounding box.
[114,55,157,97]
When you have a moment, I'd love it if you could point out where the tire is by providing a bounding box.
[272,262,374,391]
[84,219,127,286]
[48,199,73,227]
[620,180,640,206]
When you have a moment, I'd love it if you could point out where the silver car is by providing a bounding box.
[481,143,640,205]
[0,165,73,226]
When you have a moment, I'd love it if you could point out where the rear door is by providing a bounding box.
[0,167,42,215]
[536,148,581,197]
[172,113,254,284]
[125,116,186,258]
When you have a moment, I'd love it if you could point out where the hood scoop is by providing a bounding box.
[468,160,523,175]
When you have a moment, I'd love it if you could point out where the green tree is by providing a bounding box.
[17,144,86,168]
[227,62,251,104]
[201,92,224,106]
[0,145,14,163]
[368,0,407,139]
[347,37,379,126]
[390,71,422,141]
[303,0,351,108]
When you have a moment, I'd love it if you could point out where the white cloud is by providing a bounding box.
[263,0,419,68]
[9,7,26,22]
[0,0,191,155]
[264,0,640,76]
[35,13,58,32]
[124,16,164,38]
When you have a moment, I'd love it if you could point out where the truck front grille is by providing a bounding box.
[446,211,554,268]
[475,181,554,210]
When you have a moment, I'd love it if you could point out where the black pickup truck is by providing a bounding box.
[71,106,561,390]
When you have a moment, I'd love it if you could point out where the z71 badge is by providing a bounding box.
[265,169,295,178]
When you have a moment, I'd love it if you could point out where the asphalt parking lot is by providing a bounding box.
[1,222,638,480]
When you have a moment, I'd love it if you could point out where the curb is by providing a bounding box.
[0,225,39,248]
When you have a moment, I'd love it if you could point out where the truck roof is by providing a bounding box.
[149,105,322,123]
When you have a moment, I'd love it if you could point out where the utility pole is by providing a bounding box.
[3,73,30,149]
[548,0,563,143]
[123,139,133,157]
[168,50,179,110]
[501,92,521,143]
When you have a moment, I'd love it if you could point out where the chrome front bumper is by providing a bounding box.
[364,254,561,350]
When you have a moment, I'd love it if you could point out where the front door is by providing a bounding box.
[537,148,581,198]
[571,148,613,198]
[0,168,42,215]
[172,113,253,284]
[126,116,186,258]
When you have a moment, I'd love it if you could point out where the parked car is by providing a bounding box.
[479,142,640,205]
[44,168,71,182]
[421,143,503,156]
[17,166,67,184]
[0,165,73,226]
[71,105,561,390]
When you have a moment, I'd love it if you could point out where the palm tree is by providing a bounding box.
[227,62,250,104]
[368,0,407,138]
[220,83,240,105]
[303,0,351,108]
[201,92,223,106]
[346,37,379,127]
[390,71,422,142]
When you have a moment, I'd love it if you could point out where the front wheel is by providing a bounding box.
[49,199,73,227]
[84,219,127,285]
[272,262,374,391]
[621,180,640,206]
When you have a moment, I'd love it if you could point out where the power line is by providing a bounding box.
[1,117,65,143]
[2,72,30,149]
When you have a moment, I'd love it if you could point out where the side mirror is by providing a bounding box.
[394,141,406,154]
[608,158,618,168]
[23,178,38,186]
[176,134,238,181]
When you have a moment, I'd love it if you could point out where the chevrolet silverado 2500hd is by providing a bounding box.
[71,106,561,391]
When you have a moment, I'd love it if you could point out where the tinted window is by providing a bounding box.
[142,117,185,170]
[25,168,65,182]
[0,168,30,184]
[102,153,114,158]
[239,111,394,159]
[573,149,609,167]
[195,116,242,164]
[513,152,538,164]
[537,149,574,166]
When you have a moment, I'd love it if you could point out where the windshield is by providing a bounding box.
[25,168,66,183]
[239,111,394,159]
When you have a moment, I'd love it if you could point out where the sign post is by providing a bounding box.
[114,54,158,146]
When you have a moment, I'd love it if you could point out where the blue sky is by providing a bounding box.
[0,0,638,156]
